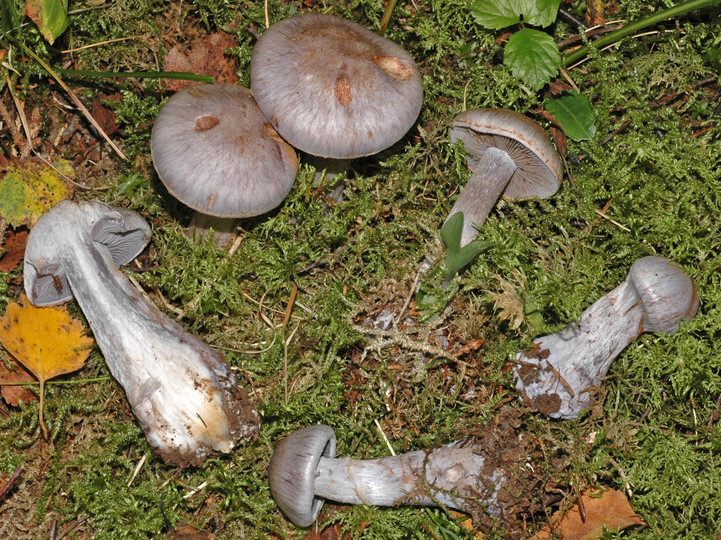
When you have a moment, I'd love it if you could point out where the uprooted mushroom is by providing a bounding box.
[23,199,260,466]
[513,256,699,419]
[269,421,544,529]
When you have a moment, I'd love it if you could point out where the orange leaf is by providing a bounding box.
[532,488,645,540]
[0,293,93,435]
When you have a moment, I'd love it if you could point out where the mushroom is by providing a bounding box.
[151,83,298,247]
[513,256,699,419]
[446,108,563,247]
[250,14,423,187]
[23,199,259,465]
[269,424,510,528]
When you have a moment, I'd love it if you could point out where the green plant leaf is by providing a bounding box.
[470,0,521,29]
[24,0,68,44]
[471,0,560,29]
[441,213,493,279]
[503,28,560,91]
[524,0,562,27]
[544,91,597,141]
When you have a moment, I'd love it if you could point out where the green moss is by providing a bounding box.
[2,0,721,537]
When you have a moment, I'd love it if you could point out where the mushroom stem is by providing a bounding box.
[24,200,259,465]
[444,146,517,247]
[513,256,698,419]
[314,444,497,511]
[188,211,239,249]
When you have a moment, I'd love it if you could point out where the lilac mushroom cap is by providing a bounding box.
[269,424,337,528]
[151,83,298,218]
[447,108,563,246]
[250,14,423,159]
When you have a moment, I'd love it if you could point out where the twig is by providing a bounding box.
[0,465,23,499]
[62,36,140,54]
[393,268,422,329]
[11,38,127,160]
[379,0,399,34]
[563,0,721,67]
[594,208,630,231]
[6,76,32,155]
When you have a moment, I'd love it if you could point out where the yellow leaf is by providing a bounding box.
[0,160,74,228]
[0,293,93,436]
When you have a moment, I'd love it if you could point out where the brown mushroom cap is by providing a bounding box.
[151,83,297,218]
[450,108,563,200]
[250,14,423,159]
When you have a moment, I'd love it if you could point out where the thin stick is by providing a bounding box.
[374,417,396,456]
[394,268,422,329]
[39,379,49,439]
[0,465,23,499]
[594,208,630,231]
[562,0,721,67]
[127,455,146,487]
[62,36,140,54]
[12,39,127,160]
[379,0,399,34]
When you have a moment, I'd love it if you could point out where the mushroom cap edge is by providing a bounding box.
[269,424,337,527]
[450,108,563,200]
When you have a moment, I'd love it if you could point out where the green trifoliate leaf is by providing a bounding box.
[544,91,597,141]
[503,28,560,91]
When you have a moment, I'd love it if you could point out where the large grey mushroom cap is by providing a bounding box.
[24,200,151,307]
[250,14,423,159]
[151,83,298,218]
[450,108,563,200]
[269,424,337,528]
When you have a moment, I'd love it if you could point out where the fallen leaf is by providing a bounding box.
[91,94,120,137]
[0,359,36,406]
[0,229,29,272]
[0,293,93,436]
[532,488,645,540]
[162,32,239,92]
[165,523,214,540]
[0,160,74,228]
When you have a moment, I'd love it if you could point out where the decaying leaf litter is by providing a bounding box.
[1,0,720,538]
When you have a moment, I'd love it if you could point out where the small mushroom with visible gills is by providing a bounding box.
[250,14,423,185]
[151,83,298,247]
[24,199,260,466]
[446,108,563,247]
[513,256,699,419]
[269,424,511,528]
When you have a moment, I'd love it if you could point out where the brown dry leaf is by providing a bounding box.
[0,293,94,436]
[0,229,29,272]
[0,358,36,406]
[532,489,645,540]
[162,32,239,92]
[165,523,214,540]
[91,94,120,137]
